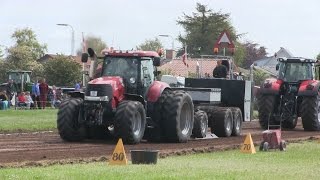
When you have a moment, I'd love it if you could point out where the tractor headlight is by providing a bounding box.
[130,77,136,84]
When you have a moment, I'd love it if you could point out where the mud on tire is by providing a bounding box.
[301,96,320,131]
[162,91,194,142]
[57,98,86,141]
[192,110,208,138]
[114,101,146,144]
[258,95,277,129]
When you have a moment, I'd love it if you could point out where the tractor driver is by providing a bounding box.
[213,60,228,78]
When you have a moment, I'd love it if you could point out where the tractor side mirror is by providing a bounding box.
[276,64,280,71]
[81,53,89,63]
[88,48,96,58]
[153,57,161,66]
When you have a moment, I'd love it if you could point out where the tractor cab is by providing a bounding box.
[100,54,158,96]
[276,57,316,82]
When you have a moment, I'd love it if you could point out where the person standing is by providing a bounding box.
[213,60,228,78]
[39,79,49,109]
[74,81,81,91]
[31,81,40,109]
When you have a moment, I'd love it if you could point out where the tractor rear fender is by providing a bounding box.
[125,94,145,107]
[298,80,320,96]
[69,91,85,99]
[146,81,170,103]
[258,78,283,95]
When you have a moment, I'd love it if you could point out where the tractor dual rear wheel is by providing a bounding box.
[57,98,86,141]
[301,96,320,131]
[114,101,146,144]
[162,91,194,142]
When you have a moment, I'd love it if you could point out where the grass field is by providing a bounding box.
[1,141,320,180]
[0,109,57,132]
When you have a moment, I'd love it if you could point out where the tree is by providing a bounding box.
[317,53,320,60]
[233,42,246,67]
[253,69,270,86]
[243,42,267,68]
[136,38,163,51]
[0,28,46,82]
[177,3,237,56]
[43,55,82,86]
[76,35,107,55]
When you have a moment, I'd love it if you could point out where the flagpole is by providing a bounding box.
[82,32,86,88]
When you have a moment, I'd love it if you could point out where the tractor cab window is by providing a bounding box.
[102,57,138,88]
[278,62,313,82]
[141,58,155,87]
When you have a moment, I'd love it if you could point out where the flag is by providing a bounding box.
[182,45,188,67]
[82,32,87,53]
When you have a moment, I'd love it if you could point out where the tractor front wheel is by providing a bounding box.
[114,101,146,144]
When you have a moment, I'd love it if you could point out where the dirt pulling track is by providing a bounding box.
[1,120,320,168]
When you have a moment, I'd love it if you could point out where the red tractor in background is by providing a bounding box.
[57,48,196,144]
[258,57,320,131]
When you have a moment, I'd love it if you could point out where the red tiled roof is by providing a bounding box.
[159,58,217,77]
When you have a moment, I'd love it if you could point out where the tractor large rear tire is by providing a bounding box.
[145,89,171,142]
[192,110,208,138]
[301,96,320,131]
[231,107,242,136]
[258,95,277,129]
[114,101,146,144]
[210,107,233,137]
[57,98,86,141]
[162,91,194,142]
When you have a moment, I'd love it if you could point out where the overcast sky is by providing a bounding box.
[1,0,319,58]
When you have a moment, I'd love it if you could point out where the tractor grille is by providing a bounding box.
[85,84,113,97]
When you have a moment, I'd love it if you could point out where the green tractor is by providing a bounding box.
[0,70,33,93]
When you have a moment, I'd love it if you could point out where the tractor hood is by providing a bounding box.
[86,76,125,107]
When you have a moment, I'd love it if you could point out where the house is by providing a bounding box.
[158,58,218,77]
[253,47,293,75]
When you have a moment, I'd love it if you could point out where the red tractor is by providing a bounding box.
[258,57,320,131]
[57,48,196,144]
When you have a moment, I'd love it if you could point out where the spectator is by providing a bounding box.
[25,91,34,109]
[39,78,49,109]
[213,60,228,78]
[6,79,18,106]
[31,81,40,109]
[54,87,63,108]
[75,81,81,91]
[50,85,57,108]
[17,92,27,107]
[0,90,9,110]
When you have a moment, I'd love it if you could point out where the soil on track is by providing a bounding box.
[0,120,319,168]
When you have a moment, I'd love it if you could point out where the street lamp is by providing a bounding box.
[57,23,75,56]
[158,34,174,50]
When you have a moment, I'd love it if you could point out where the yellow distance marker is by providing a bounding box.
[240,133,256,154]
[109,138,128,165]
